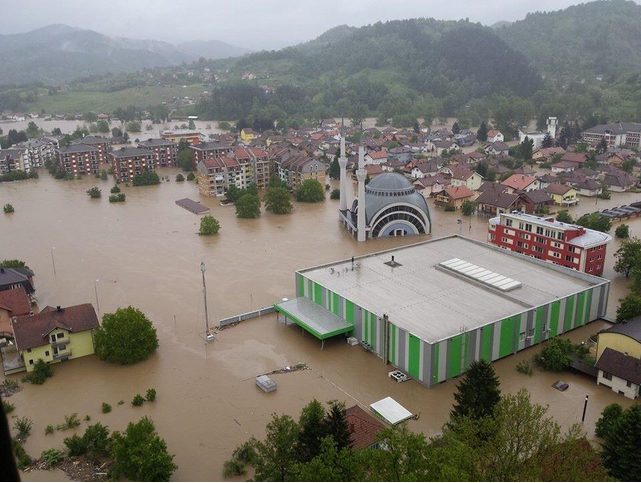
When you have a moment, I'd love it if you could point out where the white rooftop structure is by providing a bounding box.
[299,236,604,343]
[370,397,413,425]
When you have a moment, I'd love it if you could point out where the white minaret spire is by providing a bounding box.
[356,145,367,242]
[338,118,348,213]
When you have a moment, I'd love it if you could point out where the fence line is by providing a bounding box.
[218,306,275,328]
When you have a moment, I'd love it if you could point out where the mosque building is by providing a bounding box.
[337,135,431,241]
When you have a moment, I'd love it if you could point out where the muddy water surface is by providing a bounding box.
[1,171,639,480]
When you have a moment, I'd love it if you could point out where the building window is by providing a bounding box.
[27,348,31,353]
[519,332,525,341]
[627,381,632,388]
[29,359,34,365]
[603,372,612,381]
[45,351,50,357]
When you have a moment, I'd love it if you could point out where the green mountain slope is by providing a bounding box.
[495,0,641,80]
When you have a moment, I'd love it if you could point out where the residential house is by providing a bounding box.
[0,267,34,295]
[434,140,454,156]
[365,164,384,180]
[0,288,32,337]
[411,160,442,179]
[475,184,521,216]
[574,179,603,197]
[484,141,509,156]
[413,173,450,198]
[438,164,483,190]
[109,147,156,182]
[546,183,579,206]
[519,190,553,214]
[387,146,413,163]
[240,128,258,144]
[345,405,385,450]
[364,150,388,165]
[486,130,504,143]
[11,303,99,373]
[501,174,541,193]
[604,171,637,192]
[138,139,177,167]
[551,160,579,174]
[532,146,565,163]
[435,185,475,210]
[595,348,641,399]
[74,136,109,164]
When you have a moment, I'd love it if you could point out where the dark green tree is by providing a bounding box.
[296,179,324,203]
[450,359,501,421]
[86,187,101,199]
[254,414,300,482]
[225,184,242,202]
[235,194,261,219]
[616,294,641,323]
[199,215,221,236]
[614,238,641,278]
[296,399,326,462]
[477,121,488,142]
[328,159,340,180]
[541,132,553,148]
[556,210,573,224]
[452,121,460,134]
[575,213,612,233]
[595,403,623,440]
[616,224,630,239]
[322,401,352,452]
[94,306,159,364]
[601,404,641,481]
[110,417,177,482]
[265,187,293,215]
[533,337,576,371]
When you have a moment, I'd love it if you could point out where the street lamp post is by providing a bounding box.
[94,279,100,315]
[201,262,215,342]
[51,247,57,277]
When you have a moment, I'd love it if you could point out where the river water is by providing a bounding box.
[0,171,639,480]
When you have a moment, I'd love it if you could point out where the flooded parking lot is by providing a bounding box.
[1,171,639,480]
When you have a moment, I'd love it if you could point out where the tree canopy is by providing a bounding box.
[94,306,159,364]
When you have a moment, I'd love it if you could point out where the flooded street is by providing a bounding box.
[1,171,640,480]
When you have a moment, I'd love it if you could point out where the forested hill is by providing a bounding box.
[200,18,541,122]
[495,0,641,81]
[232,19,541,98]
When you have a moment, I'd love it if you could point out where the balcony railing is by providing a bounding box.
[51,337,70,346]
[53,348,72,359]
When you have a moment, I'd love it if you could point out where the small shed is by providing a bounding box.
[369,397,413,425]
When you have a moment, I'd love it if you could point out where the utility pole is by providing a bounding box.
[201,262,215,342]
[582,395,589,423]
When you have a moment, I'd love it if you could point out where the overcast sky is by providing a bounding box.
[0,0,616,50]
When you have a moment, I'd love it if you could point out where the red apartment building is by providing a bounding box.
[76,136,109,164]
[109,147,155,182]
[138,139,177,167]
[56,144,100,176]
[488,212,612,275]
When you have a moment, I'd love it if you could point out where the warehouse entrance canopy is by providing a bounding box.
[370,397,413,425]
[274,297,352,340]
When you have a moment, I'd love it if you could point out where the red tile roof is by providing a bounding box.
[0,288,31,317]
[345,405,385,449]
[444,185,474,200]
[501,174,537,191]
[12,303,99,351]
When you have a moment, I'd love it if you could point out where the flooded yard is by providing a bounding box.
[1,170,639,480]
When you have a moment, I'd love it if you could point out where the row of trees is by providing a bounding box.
[614,237,641,322]
[226,360,611,481]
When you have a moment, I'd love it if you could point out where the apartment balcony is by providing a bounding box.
[51,336,70,346]
[53,348,72,359]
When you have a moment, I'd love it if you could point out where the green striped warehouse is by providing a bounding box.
[275,235,610,388]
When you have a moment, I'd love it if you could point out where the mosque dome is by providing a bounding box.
[352,172,431,238]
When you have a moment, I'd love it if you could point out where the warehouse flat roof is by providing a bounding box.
[299,236,607,343]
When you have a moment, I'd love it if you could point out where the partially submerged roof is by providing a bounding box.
[298,236,606,343]
[345,405,386,449]
[370,397,413,425]
[274,297,352,340]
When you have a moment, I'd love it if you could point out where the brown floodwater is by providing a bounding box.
[0,171,639,481]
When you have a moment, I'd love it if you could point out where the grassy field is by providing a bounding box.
[25,84,208,114]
